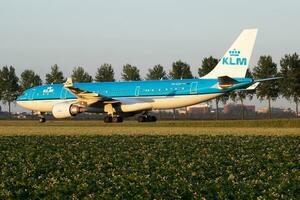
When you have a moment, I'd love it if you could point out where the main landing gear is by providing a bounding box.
[137,114,157,122]
[104,115,123,123]
[39,117,46,123]
[38,112,46,123]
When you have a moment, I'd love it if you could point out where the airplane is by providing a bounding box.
[16,29,277,123]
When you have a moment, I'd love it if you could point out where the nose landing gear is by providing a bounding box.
[38,112,46,123]
[39,117,46,123]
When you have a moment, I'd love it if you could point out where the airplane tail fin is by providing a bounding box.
[203,29,258,79]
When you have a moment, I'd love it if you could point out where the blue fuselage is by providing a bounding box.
[17,78,252,101]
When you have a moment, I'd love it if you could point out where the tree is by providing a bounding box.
[169,60,193,79]
[229,69,253,120]
[121,64,141,81]
[169,60,193,119]
[20,69,43,117]
[146,64,168,118]
[95,63,115,82]
[198,56,219,77]
[198,56,227,119]
[230,91,249,120]
[146,64,167,80]
[45,64,65,84]
[279,53,300,117]
[20,69,42,92]
[0,66,20,116]
[71,66,92,83]
[253,55,279,119]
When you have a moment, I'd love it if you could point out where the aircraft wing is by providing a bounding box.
[64,78,117,105]
[234,77,281,92]
[64,79,151,112]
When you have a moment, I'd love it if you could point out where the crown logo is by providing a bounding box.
[229,49,240,57]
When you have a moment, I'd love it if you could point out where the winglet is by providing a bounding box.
[64,77,73,88]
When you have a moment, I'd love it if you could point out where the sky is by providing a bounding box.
[0,0,299,112]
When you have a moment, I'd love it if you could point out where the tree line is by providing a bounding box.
[0,53,299,118]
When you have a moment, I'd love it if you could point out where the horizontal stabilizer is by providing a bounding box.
[254,77,282,83]
[218,76,239,89]
[246,82,260,90]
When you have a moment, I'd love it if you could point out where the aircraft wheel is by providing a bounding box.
[105,116,123,123]
[149,116,157,122]
[39,118,46,123]
[112,117,118,123]
[112,116,123,123]
[104,116,112,123]
[117,116,123,123]
[137,116,146,122]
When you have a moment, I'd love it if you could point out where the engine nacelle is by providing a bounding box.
[52,102,85,119]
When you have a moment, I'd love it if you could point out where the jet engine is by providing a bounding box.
[52,102,86,119]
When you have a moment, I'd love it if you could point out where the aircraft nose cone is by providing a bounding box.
[16,100,22,107]
[16,96,26,109]
[16,96,22,105]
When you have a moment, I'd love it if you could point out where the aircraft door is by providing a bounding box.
[29,88,36,100]
[60,88,68,99]
[190,82,198,94]
[135,86,140,96]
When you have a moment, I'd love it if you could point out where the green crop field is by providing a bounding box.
[0,120,299,199]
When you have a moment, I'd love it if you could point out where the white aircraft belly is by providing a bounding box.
[17,93,223,113]
[152,93,221,109]
[116,93,222,111]
[16,99,76,112]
